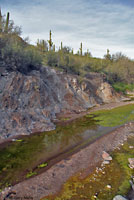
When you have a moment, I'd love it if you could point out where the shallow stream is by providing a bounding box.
[0,104,134,195]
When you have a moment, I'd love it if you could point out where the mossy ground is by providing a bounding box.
[87,104,134,127]
[45,137,134,200]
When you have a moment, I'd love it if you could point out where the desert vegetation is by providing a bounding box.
[0,9,134,92]
[0,10,42,74]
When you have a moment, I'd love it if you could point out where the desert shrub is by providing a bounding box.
[112,82,134,94]
[0,35,42,73]
[46,51,59,67]
[0,10,42,73]
[105,58,134,84]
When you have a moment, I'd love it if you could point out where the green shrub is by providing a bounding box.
[112,82,134,94]
[46,51,59,67]
[0,35,42,73]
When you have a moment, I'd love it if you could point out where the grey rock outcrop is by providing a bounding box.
[0,66,120,140]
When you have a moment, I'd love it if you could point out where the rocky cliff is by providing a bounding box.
[0,66,120,139]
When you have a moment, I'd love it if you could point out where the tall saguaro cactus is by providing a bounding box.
[61,41,63,50]
[105,49,111,60]
[71,48,74,54]
[107,49,110,55]
[4,12,10,33]
[48,30,53,51]
[0,8,2,33]
[79,42,83,56]
[53,44,55,52]
[37,39,48,52]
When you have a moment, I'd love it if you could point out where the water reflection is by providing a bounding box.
[0,115,116,189]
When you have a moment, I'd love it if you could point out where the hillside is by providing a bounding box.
[0,9,130,140]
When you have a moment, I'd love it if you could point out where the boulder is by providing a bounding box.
[102,151,112,161]
[113,195,127,200]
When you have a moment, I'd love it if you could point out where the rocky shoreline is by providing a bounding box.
[1,121,134,200]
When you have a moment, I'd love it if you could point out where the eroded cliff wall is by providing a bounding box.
[0,66,120,139]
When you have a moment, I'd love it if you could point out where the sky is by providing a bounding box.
[0,0,134,58]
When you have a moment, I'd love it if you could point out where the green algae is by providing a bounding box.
[26,171,37,178]
[38,162,48,168]
[87,104,134,127]
[59,117,70,121]
[45,137,134,200]
[16,139,23,142]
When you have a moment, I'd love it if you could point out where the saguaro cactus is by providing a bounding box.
[61,41,63,50]
[71,48,74,54]
[107,49,110,55]
[48,30,53,51]
[37,39,48,52]
[79,42,83,56]
[105,49,111,60]
[53,44,55,52]
[4,12,10,33]
[0,8,2,33]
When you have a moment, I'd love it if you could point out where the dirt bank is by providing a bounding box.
[1,122,134,200]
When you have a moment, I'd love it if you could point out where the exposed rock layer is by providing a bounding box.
[0,66,120,139]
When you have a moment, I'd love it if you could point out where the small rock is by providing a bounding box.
[11,139,17,142]
[107,184,112,189]
[93,195,97,199]
[102,160,110,165]
[129,180,133,186]
[132,184,134,191]
[128,158,134,169]
[129,180,134,191]
[113,195,127,200]
[102,151,112,161]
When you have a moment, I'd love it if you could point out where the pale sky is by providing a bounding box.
[1,0,134,58]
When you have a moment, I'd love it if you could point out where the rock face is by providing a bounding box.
[0,66,120,139]
[97,82,116,103]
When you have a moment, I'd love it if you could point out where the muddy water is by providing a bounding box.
[0,115,116,190]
